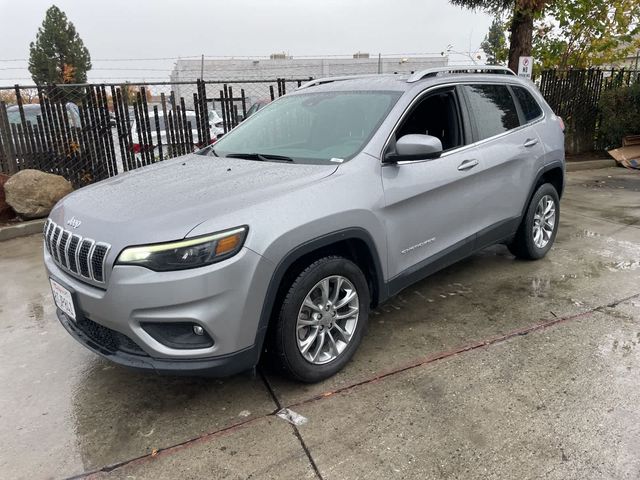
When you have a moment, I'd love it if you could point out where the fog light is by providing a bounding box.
[141,322,214,349]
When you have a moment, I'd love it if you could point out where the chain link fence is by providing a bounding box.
[0,78,310,186]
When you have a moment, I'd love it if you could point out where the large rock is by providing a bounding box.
[0,173,16,221]
[4,169,73,219]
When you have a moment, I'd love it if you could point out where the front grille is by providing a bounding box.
[75,317,147,356]
[44,219,111,284]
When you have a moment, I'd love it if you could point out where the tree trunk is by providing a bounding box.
[508,7,534,73]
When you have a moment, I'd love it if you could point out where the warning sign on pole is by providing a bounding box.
[518,56,533,79]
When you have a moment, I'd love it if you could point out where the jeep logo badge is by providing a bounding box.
[67,217,82,229]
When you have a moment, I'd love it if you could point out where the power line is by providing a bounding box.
[0,52,450,63]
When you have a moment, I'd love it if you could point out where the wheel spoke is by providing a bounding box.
[299,328,319,354]
[298,317,319,327]
[320,278,330,305]
[335,306,359,320]
[335,289,356,309]
[330,277,343,304]
[332,323,351,343]
[311,331,326,362]
[303,298,323,313]
[326,330,338,356]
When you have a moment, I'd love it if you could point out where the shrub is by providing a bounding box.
[598,83,640,149]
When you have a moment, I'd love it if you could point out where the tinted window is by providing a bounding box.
[463,84,520,140]
[396,89,463,151]
[512,86,543,123]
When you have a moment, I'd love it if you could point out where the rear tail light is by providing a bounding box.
[558,116,565,133]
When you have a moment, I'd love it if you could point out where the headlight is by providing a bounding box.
[116,226,248,271]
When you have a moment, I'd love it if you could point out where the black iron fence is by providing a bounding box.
[537,68,640,154]
[1,69,638,183]
[0,78,310,186]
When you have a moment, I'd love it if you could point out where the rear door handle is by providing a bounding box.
[524,138,539,148]
[457,159,479,171]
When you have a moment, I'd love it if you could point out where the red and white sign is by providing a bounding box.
[518,56,533,79]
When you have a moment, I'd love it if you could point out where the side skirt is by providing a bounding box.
[385,216,521,299]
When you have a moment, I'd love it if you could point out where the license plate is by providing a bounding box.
[50,278,76,320]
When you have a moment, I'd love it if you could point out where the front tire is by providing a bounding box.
[274,256,369,383]
[508,183,560,260]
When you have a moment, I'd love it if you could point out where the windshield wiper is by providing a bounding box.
[225,153,293,162]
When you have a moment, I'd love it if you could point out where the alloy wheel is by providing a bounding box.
[296,275,359,365]
[532,194,556,249]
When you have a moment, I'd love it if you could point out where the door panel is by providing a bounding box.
[381,146,482,278]
[470,127,544,236]
[460,83,545,239]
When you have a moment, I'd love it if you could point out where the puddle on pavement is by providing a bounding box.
[68,359,273,471]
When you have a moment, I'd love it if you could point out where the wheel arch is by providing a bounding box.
[521,161,565,218]
[254,228,386,358]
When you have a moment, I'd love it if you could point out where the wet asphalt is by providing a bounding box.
[0,167,639,480]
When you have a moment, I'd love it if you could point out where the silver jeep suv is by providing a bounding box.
[44,66,565,382]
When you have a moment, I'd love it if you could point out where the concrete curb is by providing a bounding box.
[0,219,45,242]
[566,159,616,172]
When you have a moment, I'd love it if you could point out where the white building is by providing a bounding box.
[169,52,447,110]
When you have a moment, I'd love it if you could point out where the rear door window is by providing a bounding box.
[512,86,543,123]
[462,84,520,141]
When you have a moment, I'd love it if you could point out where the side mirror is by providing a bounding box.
[384,134,443,163]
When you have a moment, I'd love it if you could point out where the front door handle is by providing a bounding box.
[524,138,539,148]
[457,159,479,171]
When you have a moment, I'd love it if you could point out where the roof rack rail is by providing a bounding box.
[407,65,516,83]
[298,74,394,90]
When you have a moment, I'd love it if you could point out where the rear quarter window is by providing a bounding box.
[512,86,543,123]
[463,84,520,141]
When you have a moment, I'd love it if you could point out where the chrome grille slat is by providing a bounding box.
[78,239,94,279]
[43,220,52,254]
[44,220,111,284]
[68,235,81,273]
[91,243,110,282]
[51,226,62,263]
[59,231,71,268]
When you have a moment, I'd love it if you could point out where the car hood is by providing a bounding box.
[50,154,338,247]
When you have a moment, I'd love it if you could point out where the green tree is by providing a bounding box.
[533,0,640,69]
[28,5,91,85]
[481,17,509,65]
[449,0,548,72]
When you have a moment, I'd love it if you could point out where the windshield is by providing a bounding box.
[208,91,401,164]
[7,107,41,126]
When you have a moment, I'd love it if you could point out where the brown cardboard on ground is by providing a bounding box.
[608,136,640,169]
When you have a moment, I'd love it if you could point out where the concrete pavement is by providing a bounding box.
[0,167,638,479]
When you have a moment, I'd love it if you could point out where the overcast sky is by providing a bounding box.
[0,0,492,85]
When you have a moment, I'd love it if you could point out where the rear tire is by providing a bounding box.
[508,183,560,260]
[274,256,369,383]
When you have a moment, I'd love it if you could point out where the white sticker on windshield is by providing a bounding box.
[330,158,344,163]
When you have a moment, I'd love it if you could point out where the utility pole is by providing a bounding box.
[200,54,204,80]
[378,53,382,74]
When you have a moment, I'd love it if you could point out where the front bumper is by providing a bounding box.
[45,245,274,376]
[56,309,259,376]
